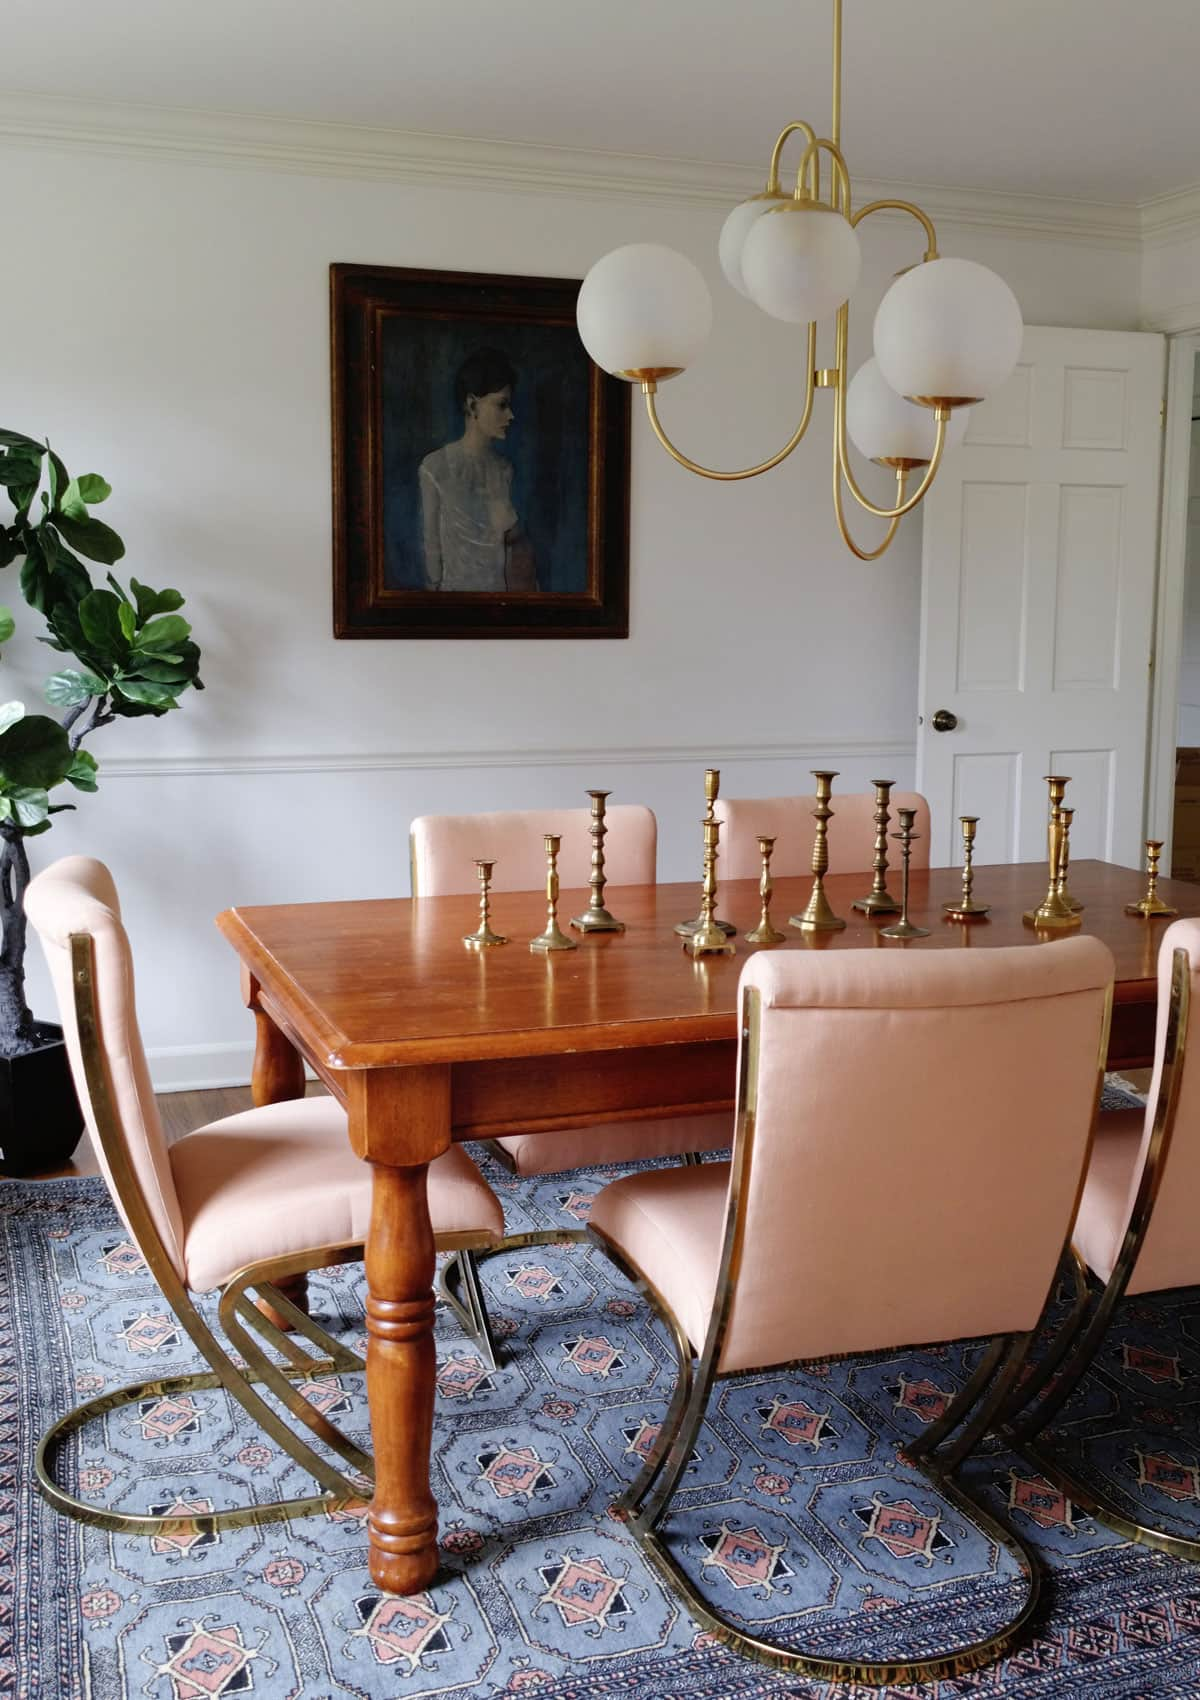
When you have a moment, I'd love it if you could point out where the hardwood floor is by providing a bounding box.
[11,1082,327,1182]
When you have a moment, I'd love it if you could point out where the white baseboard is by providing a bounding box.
[146,1041,317,1095]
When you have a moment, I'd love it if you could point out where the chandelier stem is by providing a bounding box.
[641,323,818,481]
[831,0,843,149]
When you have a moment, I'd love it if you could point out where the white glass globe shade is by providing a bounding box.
[740,203,862,324]
[874,257,1023,403]
[846,358,970,463]
[718,195,783,297]
[576,243,712,378]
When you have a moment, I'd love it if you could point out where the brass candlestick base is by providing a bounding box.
[463,860,508,949]
[852,779,901,913]
[790,769,847,933]
[676,767,736,937]
[944,815,990,920]
[1024,774,1081,929]
[686,816,736,958]
[571,789,625,932]
[881,809,930,939]
[1126,840,1178,919]
[530,834,578,953]
[746,835,786,945]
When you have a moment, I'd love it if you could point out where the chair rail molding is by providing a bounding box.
[0,90,1144,249]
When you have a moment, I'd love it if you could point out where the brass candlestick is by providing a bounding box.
[1024,774,1081,929]
[943,816,990,919]
[1057,806,1083,914]
[530,834,578,952]
[462,860,508,949]
[745,835,786,945]
[880,808,931,939]
[852,779,901,913]
[686,816,736,957]
[790,770,846,932]
[676,768,736,938]
[571,789,624,933]
[1126,840,1179,918]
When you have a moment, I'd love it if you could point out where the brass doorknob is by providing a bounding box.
[931,709,958,733]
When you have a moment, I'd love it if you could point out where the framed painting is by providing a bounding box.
[331,263,630,639]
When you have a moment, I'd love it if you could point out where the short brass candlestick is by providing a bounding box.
[462,860,508,949]
[530,834,578,953]
[1126,840,1179,918]
[852,779,901,914]
[1057,806,1083,914]
[880,808,931,939]
[943,816,990,919]
[745,835,786,945]
[676,768,736,938]
[686,816,736,957]
[1023,774,1081,929]
[790,770,846,932]
[571,789,624,933]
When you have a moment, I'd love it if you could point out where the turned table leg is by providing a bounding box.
[365,1161,440,1592]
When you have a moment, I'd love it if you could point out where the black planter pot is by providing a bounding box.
[0,1021,84,1176]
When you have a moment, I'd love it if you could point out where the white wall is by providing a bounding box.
[0,130,1143,1086]
[1177,361,1200,744]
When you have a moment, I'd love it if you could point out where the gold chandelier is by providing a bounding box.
[575,0,1023,559]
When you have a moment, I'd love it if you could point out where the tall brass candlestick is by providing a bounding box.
[462,860,508,949]
[790,770,846,932]
[686,816,736,957]
[852,779,901,913]
[943,816,990,919]
[530,834,578,952]
[1024,774,1080,929]
[1125,840,1179,918]
[881,808,931,939]
[746,835,786,945]
[571,789,624,932]
[676,768,736,938]
[1057,806,1083,914]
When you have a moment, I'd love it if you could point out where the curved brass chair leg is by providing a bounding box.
[991,1252,1091,1432]
[901,1334,1009,1463]
[935,1332,1035,1472]
[438,1250,501,1370]
[36,1361,365,1536]
[1022,1439,1200,1563]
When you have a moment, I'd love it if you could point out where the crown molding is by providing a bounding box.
[1142,299,1200,336]
[1140,182,1200,248]
[92,735,915,781]
[0,90,1142,249]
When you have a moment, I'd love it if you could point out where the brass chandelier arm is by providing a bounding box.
[833,459,905,559]
[852,197,939,261]
[642,321,817,481]
[767,120,819,195]
[795,137,852,211]
[833,304,949,517]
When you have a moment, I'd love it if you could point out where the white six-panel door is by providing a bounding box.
[917,326,1165,869]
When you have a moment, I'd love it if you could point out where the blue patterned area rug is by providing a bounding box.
[5,1107,1200,1698]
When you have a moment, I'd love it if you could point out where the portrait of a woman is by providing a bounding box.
[418,348,536,593]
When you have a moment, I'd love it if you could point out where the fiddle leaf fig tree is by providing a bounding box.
[0,429,203,1055]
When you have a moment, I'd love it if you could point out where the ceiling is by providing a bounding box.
[4,0,1198,204]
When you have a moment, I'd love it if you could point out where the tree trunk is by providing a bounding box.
[0,830,37,1056]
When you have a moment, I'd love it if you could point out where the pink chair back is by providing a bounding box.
[714,791,932,882]
[716,938,1113,1373]
[410,805,657,896]
[1109,917,1200,1295]
[25,856,186,1278]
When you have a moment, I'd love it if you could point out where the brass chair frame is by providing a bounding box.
[587,979,1112,1684]
[1006,946,1200,1560]
[37,932,497,1537]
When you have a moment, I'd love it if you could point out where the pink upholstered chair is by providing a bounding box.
[25,855,503,1537]
[714,789,932,881]
[589,939,1113,1680]
[1009,919,1200,1555]
[410,807,730,1176]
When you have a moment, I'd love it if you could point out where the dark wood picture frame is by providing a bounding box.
[331,263,630,639]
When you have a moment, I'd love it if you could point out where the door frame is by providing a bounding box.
[1147,329,1200,867]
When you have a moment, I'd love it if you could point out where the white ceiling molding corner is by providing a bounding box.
[0,90,1144,250]
[1141,183,1200,249]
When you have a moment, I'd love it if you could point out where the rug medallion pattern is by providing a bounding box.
[5,1099,1200,1698]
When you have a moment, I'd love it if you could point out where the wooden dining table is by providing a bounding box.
[217,857,1200,1594]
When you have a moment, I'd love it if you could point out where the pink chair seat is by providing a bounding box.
[171,1096,503,1292]
[495,1116,729,1177]
[591,1161,729,1350]
[1070,1108,1143,1290]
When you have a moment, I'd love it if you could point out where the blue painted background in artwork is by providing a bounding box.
[381,316,591,594]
